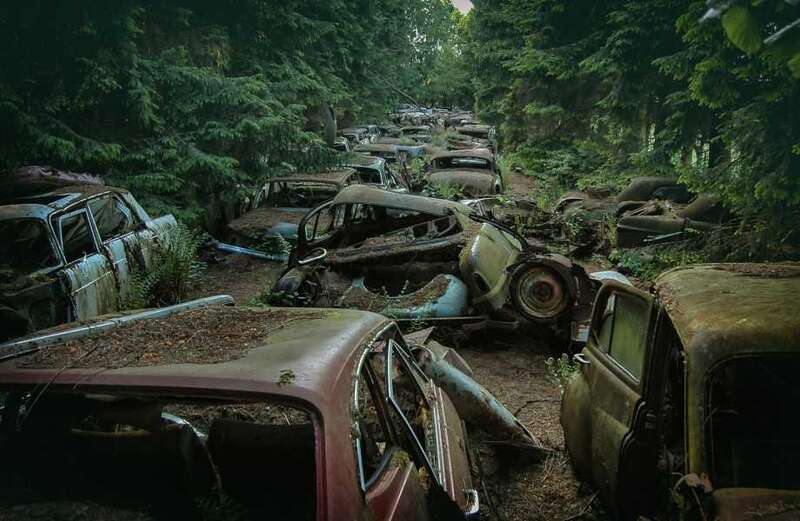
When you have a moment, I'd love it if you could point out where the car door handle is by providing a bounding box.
[573,353,591,365]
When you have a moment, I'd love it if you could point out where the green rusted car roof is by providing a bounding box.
[655,263,800,358]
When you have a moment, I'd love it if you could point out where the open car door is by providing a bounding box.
[561,282,660,519]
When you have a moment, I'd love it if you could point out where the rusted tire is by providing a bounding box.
[272,268,319,306]
[509,262,574,322]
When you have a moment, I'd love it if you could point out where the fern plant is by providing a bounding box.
[124,223,206,309]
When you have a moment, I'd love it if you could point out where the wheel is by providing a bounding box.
[272,268,320,306]
[509,262,574,322]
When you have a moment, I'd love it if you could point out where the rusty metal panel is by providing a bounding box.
[62,253,119,321]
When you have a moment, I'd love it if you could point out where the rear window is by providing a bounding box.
[0,392,317,520]
[0,219,59,278]
[434,157,490,169]
[706,355,800,490]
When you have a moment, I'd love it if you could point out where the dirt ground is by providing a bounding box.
[187,253,285,305]
[457,331,607,521]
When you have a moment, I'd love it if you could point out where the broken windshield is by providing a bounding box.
[706,355,800,490]
[265,181,340,209]
[0,219,59,279]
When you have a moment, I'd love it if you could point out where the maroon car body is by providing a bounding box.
[0,304,477,520]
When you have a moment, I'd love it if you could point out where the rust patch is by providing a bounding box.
[19,307,325,369]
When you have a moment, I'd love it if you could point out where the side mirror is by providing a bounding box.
[297,247,327,266]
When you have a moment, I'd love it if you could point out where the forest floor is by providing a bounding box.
[188,168,609,521]
[458,330,608,521]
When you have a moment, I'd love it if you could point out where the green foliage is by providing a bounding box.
[455,0,800,247]
[125,223,205,309]
[722,6,763,55]
[545,353,579,396]
[609,247,710,282]
[0,0,459,228]
[426,180,465,200]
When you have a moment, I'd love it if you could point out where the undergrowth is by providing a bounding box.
[124,224,206,309]
[545,353,579,396]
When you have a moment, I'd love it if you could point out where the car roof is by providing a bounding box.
[0,184,132,222]
[332,185,472,216]
[0,305,390,412]
[655,263,800,360]
[265,168,357,185]
[353,144,398,154]
[431,148,494,161]
[344,155,386,170]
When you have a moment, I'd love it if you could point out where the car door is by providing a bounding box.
[561,282,657,519]
[356,328,470,520]
[53,205,119,321]
[354,340,431,521]
[87,194,142,307]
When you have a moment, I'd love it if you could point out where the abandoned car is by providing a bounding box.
[353,143,405,164]
[400,126,433,144]
[0,182,176,342]
[344,155,411,193]
[556,177,693,221]
[615,194,730,248]
[0,300,499,520]
[341,126,371,145]
[226,168,358,245]
[561,263,800,521]
[333,136,351,152]
[426,149,503,197]
[272,185,596,341]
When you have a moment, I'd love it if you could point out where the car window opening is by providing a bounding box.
[0,393,317,521]
[0,219,59,278]
[58,210,100,264]
[266,181,340,209]
[706,355,800,491]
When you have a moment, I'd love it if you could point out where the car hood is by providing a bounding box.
[227,207,307,236]
[428,170,496,195]
[713,488,800,521]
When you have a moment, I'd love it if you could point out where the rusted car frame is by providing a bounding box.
[272,185,596,343]
[226,169,358,245]
[0,184,175,342]
[427,148,503,197]
[561,263,800,520]
[0,303,484,520]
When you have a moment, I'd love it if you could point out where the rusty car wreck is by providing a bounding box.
[226,168,358,245]
[0,297,545,520]
[271,185,597,342]
[0,172,176,342]
[426,149,503,197]
[561,263,800,521]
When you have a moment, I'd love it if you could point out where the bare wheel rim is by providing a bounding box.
[513,266,569,320]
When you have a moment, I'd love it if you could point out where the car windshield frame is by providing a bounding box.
[265,180,342,209]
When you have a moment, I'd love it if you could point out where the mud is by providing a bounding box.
[19,307,323,369]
